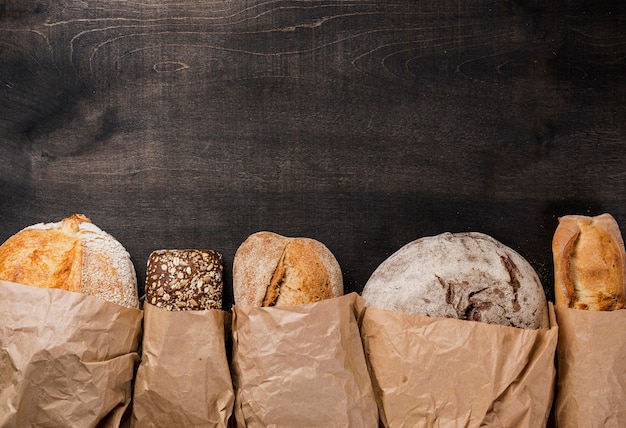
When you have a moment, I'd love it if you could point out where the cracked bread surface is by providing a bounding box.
[233,231,343,307]
[0,214,139,308]
[553,213,626,311]
[361,232,549,329]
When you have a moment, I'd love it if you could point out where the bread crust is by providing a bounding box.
[553,213,626,311]
[361,232,549,329]
[0,214,139,308]
[233,232,289,307]
[145,249,223,310]
[0,225,83,293]
[233,231,343,307]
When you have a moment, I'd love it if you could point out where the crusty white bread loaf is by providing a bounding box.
[553,213,626,311]
[0,214,139,308]
[233,231,343,307]
[145,249,223,310]
[361,232,550,329]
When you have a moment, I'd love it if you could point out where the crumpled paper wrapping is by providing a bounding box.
[0,280,142,427]
[230,292,379,427]
[361,303,558,428]
[554,307,626,427]
[131,303,234,427]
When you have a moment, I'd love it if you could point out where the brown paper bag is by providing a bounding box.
[361,303,558,428]
[0,280,142,427]
[554,307,626,427]
[131,303,235,427]
[230,292,379,427]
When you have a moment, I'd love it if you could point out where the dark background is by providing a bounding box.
[1,0,625,308]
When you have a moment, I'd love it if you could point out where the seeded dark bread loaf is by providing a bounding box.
[233,231,343,307]
[553,213,626,311]
[0,214,139,308]
[145,249,223,310]
[361,232,549,329]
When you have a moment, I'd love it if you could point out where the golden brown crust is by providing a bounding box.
[553,218,579,309]
[272,239,335,306]
[553,213,626,311]
[0,214,139,308]
[0,217,84,293]
[263,247,288,306]
[233,231,343,307]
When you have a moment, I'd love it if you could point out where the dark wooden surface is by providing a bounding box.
[1,0,625,308]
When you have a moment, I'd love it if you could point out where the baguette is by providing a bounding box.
[553,213,626,311]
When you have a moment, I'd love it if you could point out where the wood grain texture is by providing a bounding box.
[1,0,625,307]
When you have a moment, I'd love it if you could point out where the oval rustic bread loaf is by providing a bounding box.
[553,213,626,311]
[233,231,343,307]
[361,232,549,329]
[0,214,139,308]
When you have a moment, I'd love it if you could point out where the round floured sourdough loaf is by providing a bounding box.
[0,214,139,308]
[361,232,549,329]
[233,231,343,307]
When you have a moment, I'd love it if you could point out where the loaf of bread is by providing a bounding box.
[0,214,139,308]
[233,231,343,307]
[361,232,549,329]
[145,249,223,310]
[553,213,626,311]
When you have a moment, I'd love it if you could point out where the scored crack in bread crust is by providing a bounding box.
[145,249,223,310]
[263,239,336,306]
[233,231,343,307]
[0,223,83,293]
[553,213,626,311]
[361,232,550,329]
[0,214,139,308]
